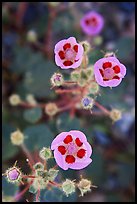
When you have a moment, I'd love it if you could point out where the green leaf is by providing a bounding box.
[2,124,18,161]
[2,177,18,196]
[116,37,134,61]
[56,112,80,132]
[24,124,54,151]
[23,59,58,97]
[23,107,42,123]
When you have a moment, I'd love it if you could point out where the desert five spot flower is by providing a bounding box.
[54,37,84,69]
[51,130,92,170]
[93,57,126,87]
[80,11,104,36]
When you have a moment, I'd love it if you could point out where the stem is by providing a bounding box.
[21,144,35,170]
[35,188,40,202]
[95,101,110,115]
[14,180,33,201]
[22,175,37,179]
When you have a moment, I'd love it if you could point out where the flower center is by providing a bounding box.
[65,49,75,60]
[67,142,77,155]
[103,68,114,79]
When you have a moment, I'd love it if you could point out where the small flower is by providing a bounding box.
[50,73,64,87]
[54,37,84,69]
[80,11,104,36]
[80,41,91,54]
[9,94,21,106]
[110,109,122,122]
[26,94,37,105]
[4,163,22,184]
[81,97,94,109]
[39,147,52,160]
[27,30,37,43]
[93,57,126,87]
[62,179,76,197]
[51,130,92,170]
[77,178,91,196]
[45,103,58,116]
[10,129,24,145]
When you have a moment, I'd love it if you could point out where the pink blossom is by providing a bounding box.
[51,130,92,170]
[54,37,84,69]
[80,11,104,36]
[93,57,126,87]
[8,167,20,181]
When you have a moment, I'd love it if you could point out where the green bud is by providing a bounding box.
[48,169,59,181]
[62,179,76,197]
[39,147,52,160]
[88,82,100,94]
[77,179,92,197]
[80,41,91,54]
[70,70,80,82]
[33,162,44,170]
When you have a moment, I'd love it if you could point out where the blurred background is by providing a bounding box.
[2,2,135,202]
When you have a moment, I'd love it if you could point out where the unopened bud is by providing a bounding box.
[70,70,80,82]
[77,179,91,196]
[104,51,116,58]
[93,36,103,46]
[48,169,59,181]
[39,147,52,160]
[80,41,91,54]
[27,30,37,43]
[26,94,37,105]
[33,162,44,170]
[45,103,58,116]
[88,82,100,94]
[62,179,76,197]
[9,94,21,106]
[10,129,24,146]
[81,97,94,109]
[110,109,122,122]
[50,73,64,87]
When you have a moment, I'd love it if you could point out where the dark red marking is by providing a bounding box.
[112,75,120,80]
[64,135,73,144]
[103,78,109,81]
[58,146,66,155]
[65,155,75,163]
[113,65,120,74]
[77,149,86,158]
[63,61,73,66]
[99,69,104,77]
[102,62,112,69]
[63,43,71,51]
[73,45,78,53]
[58,51,65,59]
[75,138,83,147]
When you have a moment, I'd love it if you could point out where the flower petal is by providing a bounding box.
[69,158,92,170]
[51,132,68,150]
[54,149,68,170]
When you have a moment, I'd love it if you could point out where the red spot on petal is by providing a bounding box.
[64,135,73,144]
[63,43,71,51]
[99,69,104,77]
[112,75,120,80]
[85,19,90,25]
[58,50,65,59]
[103,78,109,81]
[65,155,75,163]
[75,59,79,62]
[73,45,78,53]
[90,17,98,26]
[75,138,83,147]
[58,146,66,155]
[77,149,86,158]
[63,61,73,66]
[102,62,112,69]
[113,65,120,74]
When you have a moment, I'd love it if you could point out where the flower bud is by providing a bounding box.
[110,109,122,122]
[50,73,64,87]
[70,70,80,82]
[10,129,24,146]
[62,179,76,197]
[26,94,37,105]
[27,30,37,43]
[48,169,59,181]
[9,94,21,106]
[104,51,116,58]
[5,166,21,184]
[33,162,44,170]
[39,147,52,160]
[93,36,103,46]
[45,103,58,116]
[81,97,94,109]
[77,178,91,196]
[88,82,100,94]
[80,41,91,54]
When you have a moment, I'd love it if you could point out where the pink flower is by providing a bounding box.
[51,130,92,170]
[80,11,104,36]
[54,37,84,69]
[93,57,126,87]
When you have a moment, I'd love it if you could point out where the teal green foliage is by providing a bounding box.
[23,107,42,123]
[2,177,18,196]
